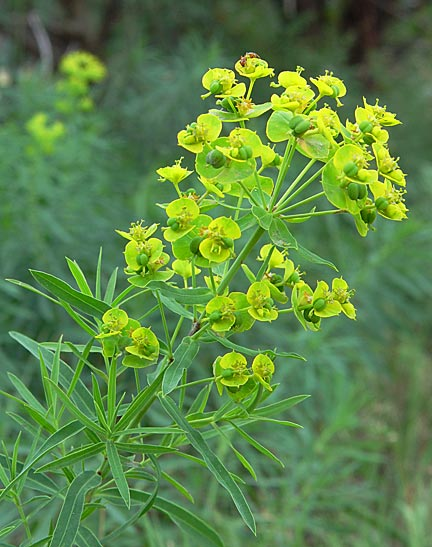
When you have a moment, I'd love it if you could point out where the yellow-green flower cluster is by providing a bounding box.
[96,308,159,367]
[213,351,275,401]
[26,112,65,155]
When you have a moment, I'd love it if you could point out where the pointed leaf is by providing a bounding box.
[162,337,199,395]
[106,441,130,508]
[269,218,298,249]
[50,471,100,547]
[30,270,110,317]
[159,395,256,534]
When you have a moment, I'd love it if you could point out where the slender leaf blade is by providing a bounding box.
[50,470,100,547]
[162,337,199,395]
[106,441,130,508]
[159,395,256,534]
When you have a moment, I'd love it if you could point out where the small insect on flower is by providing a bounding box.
[239,52,261,67]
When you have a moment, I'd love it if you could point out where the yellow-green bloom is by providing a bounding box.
[201,68,246,98]
[156,157,193,185]
[26,112,65,154]
[257,244,286,270]
[370,180,408,220]
[310,71,346,106]
[372,143,406,187]
[247,281,278,322]
[252,354,275,391]
[331,278,356,319]
[360,97,401,127]
[124,326,159,367]
[116,220,159,243]
[163,198,201,242]
[214,352,250,392]
[234,53,274,80]
[199,217,241,263]
[59,51,106,83]
[177,113,222,153]
[206,296,236,332]
[172,259,200,279]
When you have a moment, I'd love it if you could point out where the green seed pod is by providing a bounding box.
[136,253,149,266]
[189,236,204,255]
[313,298,326,311]
[270,274,283,286]
[357,184,367,199]
[264,297,274,309]
[209,311,223,323]
[206,149,226,169]
[359,120,373,133]
[189,122,198,130]
[167,217,178,227]
[293,119,311,135]
[182,134,197,145]
[240,145,253,159]
[303,308,320,323]
[209,80,223,94]
[360,208,377,224]
[220,96,238,113]
[221,237,234,248]
[289,115,304,129]
[375,197,389,211]
[288,271,300,284]
[347,182,360,200]
[221,367,234,378]
[330,84,340,97]
[343,161,358,178]
[362,134,375,145]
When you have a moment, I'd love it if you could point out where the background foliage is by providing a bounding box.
[0,1,431,546]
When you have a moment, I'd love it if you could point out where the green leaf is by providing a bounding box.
[8,333,96,416]
[229,423,284,467]
[106,441,130,509]
[77,525,102,547]
[0,420,85,501]
[251,205,273,230]
[162,471,194,503]
[237,212,257,232]
[7,373,47,415]
[66,258,93,296]
[269,218,298,249]
[294,244,339,271]
[102,488,223,546]
[254,394,310,418]
[159,394,256,534]
[162,337,199,395]
[104,267,119,303]
[296,133,331,160]
[50,470,101,547]
[36,442,105,472]
[114,442,174,454]
[46,380,105,435]
[148,281,213,305]
[113,369,165,432]
[30,270,110,318]
[159,294,194,320]
[266,110,293,142]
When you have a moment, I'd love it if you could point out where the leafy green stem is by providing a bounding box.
[274,158,316,209]
[269,137,296,209]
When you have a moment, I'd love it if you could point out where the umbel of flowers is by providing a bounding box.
[107,52,407,402]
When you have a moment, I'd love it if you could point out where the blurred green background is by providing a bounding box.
[0,1,431,546]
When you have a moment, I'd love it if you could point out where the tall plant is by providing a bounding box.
[1,52,407,545]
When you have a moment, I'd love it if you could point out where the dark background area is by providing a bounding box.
[0,1,431,546]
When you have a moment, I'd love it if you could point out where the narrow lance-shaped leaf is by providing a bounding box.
[106,441,130,509]
[50,470,101,547]
[158,394,256,534]
[30,270,110,318]
[162,337,199,395]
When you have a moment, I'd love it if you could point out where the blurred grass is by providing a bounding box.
[0,1,431,546]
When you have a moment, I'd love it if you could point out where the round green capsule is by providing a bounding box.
[220,96,238,113]
[288,271,300,284]
[289,115,304,129]
[360,208,377,224]
[313,298,326,311]
[293,119,311,135]
[343,162,358,178]
[209,311,223,323]
[189,236,204,255]
[357,184,367,199]
[270,274,283,286]
[330,85,340,98]
[347,182,360,200]
[209,80,223,94]
[238,145,253,160]
[375,197,389,211]
[359,120,373,133]
[136,253,149,266]
[303,308,320,324]
[206,149,225,169]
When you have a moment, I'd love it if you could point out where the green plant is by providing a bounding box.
[1,52,408,546]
